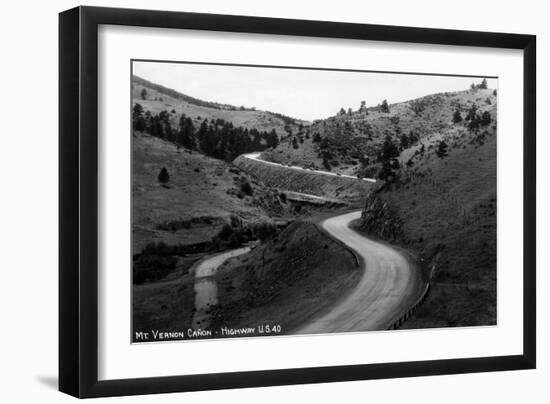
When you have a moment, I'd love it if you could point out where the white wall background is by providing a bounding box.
[0,0,546,402]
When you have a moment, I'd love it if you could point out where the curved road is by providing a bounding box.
[296,211,423,334]
[242,152,377,183]
[192,154,421,333]
[190,212,422,333]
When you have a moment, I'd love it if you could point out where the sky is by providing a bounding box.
[133,61,497,122]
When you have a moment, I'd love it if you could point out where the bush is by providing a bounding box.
[436,141,449,158]
[133,254,177,284]
[251,222,277,242]
[240,180,253,196]
[452,109,462,124]
[218,224,234,240]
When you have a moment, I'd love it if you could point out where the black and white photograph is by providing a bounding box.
[1,0,545,401]
[131,61,497,343]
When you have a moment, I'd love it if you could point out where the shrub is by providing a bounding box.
[251,222,277,242]
[322,157,331,171]
[436,141,449,158]
[480,111,492,126]
[218,224,234,240]
[240,180,253,196]
[133,254,177,284]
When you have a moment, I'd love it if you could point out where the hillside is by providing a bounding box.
[355,108,497,328]
[261,86,497,179]
[132,131,290,255]
[132,75,306,136]
[211,220,361,332]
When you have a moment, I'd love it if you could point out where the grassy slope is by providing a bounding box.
[358,118,497,327]
[132,131,288,254]
[212,221,361,333]
[262,88,496,176]
[132,75,305,135]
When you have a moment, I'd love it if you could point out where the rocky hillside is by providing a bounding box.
[261,84,497,179]
[355,105,497,328]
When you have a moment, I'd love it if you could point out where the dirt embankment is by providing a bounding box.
[211,221,362,333]
[233,155,375,202]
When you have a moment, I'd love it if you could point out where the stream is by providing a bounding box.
[192,246,252,329]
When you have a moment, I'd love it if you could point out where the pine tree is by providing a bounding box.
[176,115,195,149]
[132,103,146,131]
[436,141,448,158]
[479,78,488,89]
[377,135,400,181]
[140,88,147,100]
[380,99,390,113]
[400,133,409,150]
[322,156,331,171]
[465,104,478,121]
[266,129,279,148]
[158,167,169,183]
[480,111,492,126]
[452,109,463,124]
[379,135,400,162]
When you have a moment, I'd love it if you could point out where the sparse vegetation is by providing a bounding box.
[357,115,496,328]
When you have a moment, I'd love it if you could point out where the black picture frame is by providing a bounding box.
[59,6,536,398]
